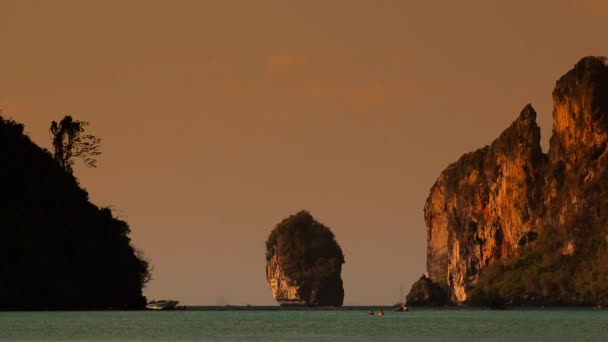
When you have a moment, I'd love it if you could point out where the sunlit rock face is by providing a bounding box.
[412,57,608,305]
[424,104,546,303]
[265,211,344,306]
[266,253,308,306]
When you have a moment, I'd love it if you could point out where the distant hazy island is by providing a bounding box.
[266,210,345,306]
[407,56,608,307]
[0,116,150,309]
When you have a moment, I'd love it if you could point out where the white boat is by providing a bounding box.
[146,300,179,310]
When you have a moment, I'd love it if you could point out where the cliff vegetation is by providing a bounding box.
[409,56,608,307]
[265,210,344,306]
[0,116,150,309]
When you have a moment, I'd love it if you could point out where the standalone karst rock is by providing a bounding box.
[408,56,608,306]
[406,274,448,306]
[0,117,150,309]
[265,210,344,306]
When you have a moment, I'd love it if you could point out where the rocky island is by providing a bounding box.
[0,117,150,309]
[408,56,608,306]
[265,210,345,306]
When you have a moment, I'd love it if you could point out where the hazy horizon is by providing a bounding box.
[1,0,607,305]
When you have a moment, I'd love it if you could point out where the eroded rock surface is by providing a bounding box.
[266,253,308,306]
[411,57,608,306]
[265,211,344,306]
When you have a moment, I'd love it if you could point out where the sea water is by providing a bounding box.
[1,308,608,341]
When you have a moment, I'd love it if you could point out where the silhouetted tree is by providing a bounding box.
[0,116,149,309]
[135,248,153,286]
[50,116,101,174]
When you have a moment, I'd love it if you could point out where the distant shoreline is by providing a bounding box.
[3,305,605,312]
[179,306,608,311]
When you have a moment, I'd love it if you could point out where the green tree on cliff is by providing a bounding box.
[50,115,101,174]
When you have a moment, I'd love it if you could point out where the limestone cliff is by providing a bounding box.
[410,56,608,306]
[265,210,344,306]
[266,253,312,306]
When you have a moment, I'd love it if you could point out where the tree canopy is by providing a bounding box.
[266,210,344,285]
[0,116,149,309]
[50,115,101,174]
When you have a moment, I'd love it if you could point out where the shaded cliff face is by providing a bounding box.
[546,57,608,246]
[265,211,344,306]
[0,117,150,309]
[406,274,448,306]
[414,57,608,306]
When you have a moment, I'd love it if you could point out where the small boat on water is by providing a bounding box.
[146,300,179,310]
[394,287,409,312]
[394,302,408,311]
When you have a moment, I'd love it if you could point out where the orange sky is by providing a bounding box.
[1,0,606,305]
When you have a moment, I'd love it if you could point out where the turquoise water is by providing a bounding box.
[1,308,608,341]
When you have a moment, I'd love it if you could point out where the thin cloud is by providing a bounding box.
[226,50,416,109]
[296,82,415,107]
[265,51,312,73]
[219,80,414,109]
